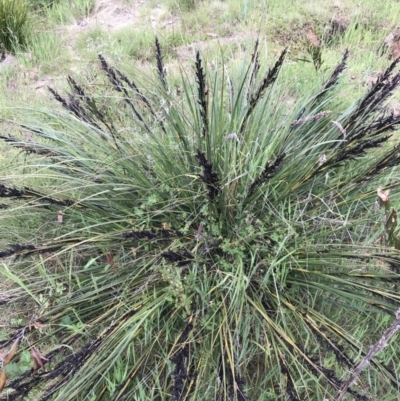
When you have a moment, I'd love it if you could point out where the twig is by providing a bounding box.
[332,307,400,401]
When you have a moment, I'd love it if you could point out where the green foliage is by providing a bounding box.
[306,43,324,71]
[167,0,202,12]
[23,31,62,64]
[71,0,95,18]
[43,0,95,25]
[1,39,400,400]
[0,0,31,53]
[29,0,61,12]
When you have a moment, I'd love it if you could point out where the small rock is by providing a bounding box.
[0,54,17,71]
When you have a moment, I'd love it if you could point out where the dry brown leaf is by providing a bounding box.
[331,120,347,138]
[38,306,49,318]
[105,252,114,265]
[4,340,18,366]
[105,252,118,269]
[377,187,390,202]
[32,350,39,372]
[31,347,49,371]
[0,349,8,361]
[35,347,48,363]
[0,369,6,393]
[30,322,48,331]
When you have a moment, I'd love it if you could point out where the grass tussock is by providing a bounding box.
[1,38,400,401]
[0,0,30,53]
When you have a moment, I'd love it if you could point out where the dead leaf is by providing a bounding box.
[377,187,390,202]
[31,347,49,372]
[32,351,39,372]
[224,133,239,142]
[0,349,8,361]
[105,252,118,269]
[331,120,347,138]
[105,253,114,265]
[162,222,171,230]
[4,339,18,365]
[30,322,48,331]
[196,222,203,240]
[0,369,6,392]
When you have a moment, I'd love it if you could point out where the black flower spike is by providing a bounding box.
[295,343,372,401]
[225,363,248,401]
[304,318,354,368]
[195,51,208,137]
[250,48,287,106]
[116,68,166,133]
[67,75,89,103]
[0,243,68,259]
[0,184,25,198]
[19,125,46,139]
[49,85,99,129]
[235,375,248,401]
[196,150,220,200]
[9,325,116,401]
[98,54,152,134]
[161,250,193,267]
[347,112,400,143]
[67,94,97,126]
[68,76,119,138]
[249,152,285,194]
[155,37,168,90]
[171,322,194,401]
[117,69,152,111]
[358,57,400,112]
[67,76,98,117]
[0,244,36,258]
[122,229,176,241]
[293,50,348,122]
[0,184,75,207]
[280,364,300,401]
[362,144,400,180]
[0,134,55,156]
[98,54,122,91]
[241,48,287,131]
[247,39,261,97]
[349,58,400,126]
[317,49,348,99]
[48,86,69,110]
[335,136,391,163]
[122,230,157,240]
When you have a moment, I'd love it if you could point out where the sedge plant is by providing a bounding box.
[0,0,31,53]
[1,40,400,400]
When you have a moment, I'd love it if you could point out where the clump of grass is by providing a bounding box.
[166,0,202,12]
[29,0,61,12]
[1,38,400,400]
[0,0,31,53]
